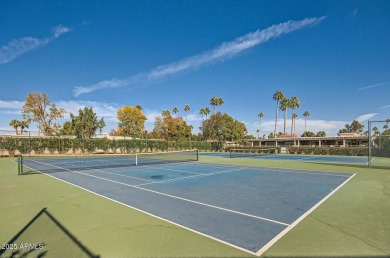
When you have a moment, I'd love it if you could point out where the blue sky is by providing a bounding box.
[1,0,389,136]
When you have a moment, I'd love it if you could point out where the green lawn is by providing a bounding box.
[0,156,389,257]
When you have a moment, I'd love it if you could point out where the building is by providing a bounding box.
[244,134,368,148]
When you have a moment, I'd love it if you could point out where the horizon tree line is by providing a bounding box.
[8,92,389,139]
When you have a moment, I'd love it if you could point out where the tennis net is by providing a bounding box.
[229,148,277,158]
[18,150,198,175]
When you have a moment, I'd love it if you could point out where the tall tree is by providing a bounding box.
[172,107,179,117]
[303,111,310,132]
[184,104,191,122]
[9,119,21,135]
[151,116,192,141]
[273,90,285,136]
[199,108,206,120]
[162,109,171,118]
[350,120,364,133]
[301,131,315,137]
[372,126,379,136]
[257,112,264,139]
[290,96,300,134]
[210,96,218,114]
[60,121,75,135]
[339,120,364,134]
[201,112,247,141]
[293,113,298,134]
[22,93,65,136]
[217,97,224,112]
[204,107,211,119]
[19,120,30,135]
[117,106,147,137]
[279,98,289,134]
[97,118,106,134]
[70,107,104,139]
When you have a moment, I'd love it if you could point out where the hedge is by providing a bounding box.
[287,147,369,156]
[0,137,223,156]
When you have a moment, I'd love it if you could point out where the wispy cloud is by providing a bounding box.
[379,105,390,110]
[73,74,145,97]
[73,16,326,97]
[355,113,378,122]
[0,100,24,109]
[0,99,119,122]
[350,8,359,17]
[357,82,387,90]
[0,25,72,65]
[55,100,119,122]
[53,25,72,38]
[143,109,202,123]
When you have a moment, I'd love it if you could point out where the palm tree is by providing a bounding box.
[303,111,310,132]
[384,124,389,131]
[9,119,21,135]
[293,113,298,134]
[372,126,379,136]
[273,90,285,136]
[290,96,300,134]
[257,112,264,139]
[172,107,179,117]
[279,98,289,134]
[204,107,211,119]
[162,109,171,118]
[135,105,142,111]
[184,104,191,122]
[199,108,206,120]
[20,120,30,135]
[217,97,224,112]
[210,96,218,114]
[386,118,390,128]
[97,118,106,134]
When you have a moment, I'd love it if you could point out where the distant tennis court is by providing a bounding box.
[19,151,355,256]
[201,151,370,164]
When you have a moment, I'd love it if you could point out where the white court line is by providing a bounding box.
[24,159,356,256]
[81,169,154,182]
[193,162,352,177]
[255,173,356,256]
[36,169,259,256]
[134,168,243,187]
[76,162,240,187]
[153,166,205,175]
[28,159,289,227]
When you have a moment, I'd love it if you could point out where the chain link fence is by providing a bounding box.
[0,130,223,156]
[368,120,390,169]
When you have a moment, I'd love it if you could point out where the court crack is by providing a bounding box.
[309,214,390,255]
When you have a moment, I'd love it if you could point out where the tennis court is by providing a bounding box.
[201,151,370,164]
[19,151,355,256]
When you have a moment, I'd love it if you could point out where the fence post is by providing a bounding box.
[368,121,371,168]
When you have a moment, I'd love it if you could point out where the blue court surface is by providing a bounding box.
[201,151,370,164]
[23,159,354,256]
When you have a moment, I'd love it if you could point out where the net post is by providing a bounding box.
[18,155,22,175]
[196,149,199,161]
[135,153,138,166]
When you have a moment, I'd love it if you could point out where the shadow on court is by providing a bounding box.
[0,208,99,258]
